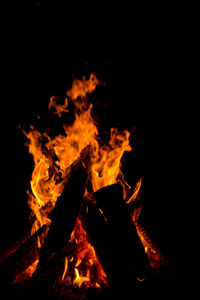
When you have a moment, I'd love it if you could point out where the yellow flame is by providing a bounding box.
[91,128,132,192]
[23,73,139,287]
[73,268,90,288]
[61,256,68,281]
[24,73,132,235]
[126,176,143,204]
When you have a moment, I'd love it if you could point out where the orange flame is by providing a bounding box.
[23,73,141,287]
[24,73,132,234]
[67,218,108,287]
[91,128,132,192]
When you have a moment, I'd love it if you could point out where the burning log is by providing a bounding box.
[31,157,88,292]
[83,203,115,284]
[0,223,33,265]
[95,184,151,279]
[84,184,151,289]
[37,150,88,265]
[29,158,88,296]
[0,224,47,287]
[38,171,88,264]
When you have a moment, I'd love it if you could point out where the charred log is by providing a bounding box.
[37,149,89,265]
[83,203,116,285]
[0,224,47,287]
[0,223,33,265]
[28,148,90,297]
[94,184,151,281]
[83,184,151,290]
[84,203,142,292]
[29,163,87,296]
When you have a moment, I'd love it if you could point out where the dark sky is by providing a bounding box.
[1,3,189,286]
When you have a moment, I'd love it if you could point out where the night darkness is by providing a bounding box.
[1,2,189,295]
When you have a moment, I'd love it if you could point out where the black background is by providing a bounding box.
[1,1,191,289]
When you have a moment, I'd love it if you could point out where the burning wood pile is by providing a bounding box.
[0,74,167,299]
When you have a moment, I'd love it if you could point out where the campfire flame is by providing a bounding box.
[20,73,157,289]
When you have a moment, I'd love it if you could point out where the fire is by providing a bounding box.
[91,128,132,192]
[126,176,143,205]
[24,74,100,234]
[13,259,39,284]
[23,73,143,288]
[61,256,68,281]
[73,268,89,288]
[65,218,108,287]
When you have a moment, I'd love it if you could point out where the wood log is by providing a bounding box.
[29,149,89,296]
[84,202,138,290]
[83,203,117,285]
[94,184,151,281]
[0,223,33,265]
[0,224,47,287]
[83,184,151,290]
[37,161,88,266]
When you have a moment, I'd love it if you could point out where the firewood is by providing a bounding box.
[29,148,89,296]
[94,184,151,281]
[84,202,138,290]
[83,183,151,290]
[0,224,47,287]
[0,224,33,265]
[37,160,88,266]
[83,203,116,285]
